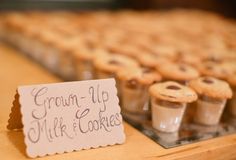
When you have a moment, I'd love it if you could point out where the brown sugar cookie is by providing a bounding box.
[157,62,200,83]
[104,41,140,58]
[189,76,232,99]
[135,52,171,68]
[93,53,139,79]
[177,52,202,67]
[149,81,197,132]
[196,61,232,80]
[189,77,232,125]
[221,61,236,78]
[148,44,178,59]
[149,81,197,103]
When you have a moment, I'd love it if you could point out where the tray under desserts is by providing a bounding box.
[0,9,236,149]
[123,110,236,148]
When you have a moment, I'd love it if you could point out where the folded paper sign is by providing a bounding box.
[7,79,125,158]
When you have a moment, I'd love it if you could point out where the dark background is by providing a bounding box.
[0,0,236,18]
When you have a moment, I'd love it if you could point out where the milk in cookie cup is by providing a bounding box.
[117,67,161,115]
[93,52,139,99]
[149,81,197,132]
[189,77,232,125]
[72,32,101,80]
[36,30,63,74]
[72,40,97,80]
[19,24,41,58]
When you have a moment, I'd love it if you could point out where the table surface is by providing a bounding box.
[1,42,236,160]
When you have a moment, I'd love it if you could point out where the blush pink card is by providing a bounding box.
[7,79,125,158]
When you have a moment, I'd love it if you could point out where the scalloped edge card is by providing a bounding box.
[7,79,125,158]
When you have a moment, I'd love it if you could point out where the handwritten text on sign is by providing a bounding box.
[17,79,125,158]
